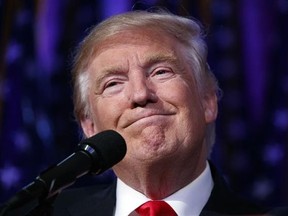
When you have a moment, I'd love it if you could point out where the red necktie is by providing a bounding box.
[136,200,177,216]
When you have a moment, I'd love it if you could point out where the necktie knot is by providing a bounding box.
[136,200,177,216]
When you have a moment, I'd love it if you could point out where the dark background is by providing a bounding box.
[0,0,287,208]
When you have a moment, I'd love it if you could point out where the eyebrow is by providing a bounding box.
[140,54,179,69]
[141,53,186,76]
[93,67,126,91]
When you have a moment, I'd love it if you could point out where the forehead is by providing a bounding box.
[100,27,178,47]
[91,28,185,67]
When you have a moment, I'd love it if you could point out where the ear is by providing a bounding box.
[202,92,218,124]
[80,114,99,138]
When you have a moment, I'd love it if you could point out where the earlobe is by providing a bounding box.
[203,93,218,123]
[80,115,98,138]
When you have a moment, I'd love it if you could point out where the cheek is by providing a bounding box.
[163,81,206,127]
[162,80,200,108]
[89,96,124,130]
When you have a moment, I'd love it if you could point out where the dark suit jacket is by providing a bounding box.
[2,163,274,216]
[49,163,269,216]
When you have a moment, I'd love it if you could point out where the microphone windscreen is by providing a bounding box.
[80,130,126,174]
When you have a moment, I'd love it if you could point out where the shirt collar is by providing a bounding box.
[114,161,214,216]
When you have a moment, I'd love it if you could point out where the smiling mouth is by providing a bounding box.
[125,113,175,128]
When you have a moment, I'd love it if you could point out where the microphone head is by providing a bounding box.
[79,130,127,174]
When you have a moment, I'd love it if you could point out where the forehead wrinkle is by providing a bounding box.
[137,52,180,70]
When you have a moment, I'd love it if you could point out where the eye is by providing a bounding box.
[104,81,119,89]
[155,69,168,75]
[151,68,175,80]
[101,78,125,96]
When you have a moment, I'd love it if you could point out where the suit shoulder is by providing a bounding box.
[54,180,116,205]
[203,162,269,215]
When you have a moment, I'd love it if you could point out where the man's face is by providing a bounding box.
[81,29,217,172]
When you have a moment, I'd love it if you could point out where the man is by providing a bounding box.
[38,10,271,215]
[47,10,273,216]
[50,10,273,216]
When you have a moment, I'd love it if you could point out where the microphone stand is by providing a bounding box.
[25,194,57,216]
[0,193,58,216]
[0,130,127,216]
[0,146,92,216]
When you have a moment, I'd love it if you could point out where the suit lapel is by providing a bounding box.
[200,162,268,215]
[66,180,116,216]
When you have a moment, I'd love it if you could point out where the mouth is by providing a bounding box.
[123,111,176,128]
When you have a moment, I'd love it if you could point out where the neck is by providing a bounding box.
[114,156,207,200]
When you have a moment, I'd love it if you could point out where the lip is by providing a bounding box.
[122,110,176,128]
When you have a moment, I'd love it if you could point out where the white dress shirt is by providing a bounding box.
[114,161,214,216]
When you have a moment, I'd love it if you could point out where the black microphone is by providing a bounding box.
[0,130,126,215]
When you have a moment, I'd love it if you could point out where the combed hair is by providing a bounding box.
[72,10,220,152]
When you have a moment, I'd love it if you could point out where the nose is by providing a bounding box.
[128,75,158,108]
